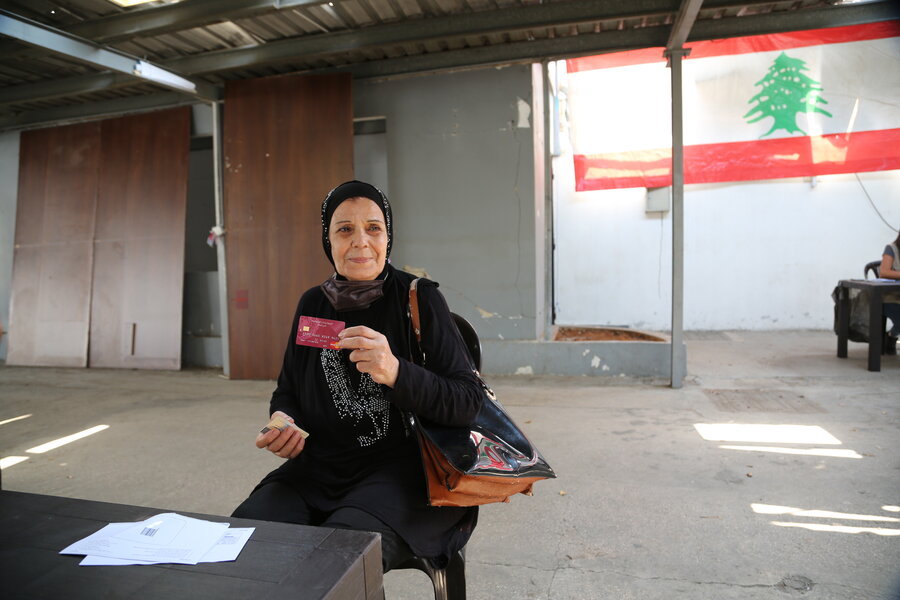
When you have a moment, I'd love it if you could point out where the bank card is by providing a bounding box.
[261,415,309,439]
[295,316,344,349]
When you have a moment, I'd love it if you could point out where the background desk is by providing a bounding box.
[836,279,900,372]
[0,491,382,600]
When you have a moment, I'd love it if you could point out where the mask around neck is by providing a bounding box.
[320,273,386,311]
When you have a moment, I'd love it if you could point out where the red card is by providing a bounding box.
[296,316,344,349]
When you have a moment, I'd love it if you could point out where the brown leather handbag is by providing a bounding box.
[408,279,556,507]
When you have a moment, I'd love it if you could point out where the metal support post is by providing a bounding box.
[666,47,690,388]
[211,101,231,377]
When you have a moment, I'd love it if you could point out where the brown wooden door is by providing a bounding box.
[6,122,100,367]
[89,108,191,369]
[7,108,190,370]
[224,73,353,379]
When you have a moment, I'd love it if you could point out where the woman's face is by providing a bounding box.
[329,197,388,281]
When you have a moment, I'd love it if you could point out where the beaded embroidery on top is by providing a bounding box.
[320,348,390,447]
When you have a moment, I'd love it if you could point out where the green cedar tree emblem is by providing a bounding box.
[744,51,832,138]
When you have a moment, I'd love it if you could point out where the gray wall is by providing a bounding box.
[354,65,537,341]
[0,130,20,361]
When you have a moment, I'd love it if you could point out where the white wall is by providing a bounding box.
[554,151,900,331]
[0,130,20,360]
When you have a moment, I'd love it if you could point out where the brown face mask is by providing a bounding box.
[320,275,386,312]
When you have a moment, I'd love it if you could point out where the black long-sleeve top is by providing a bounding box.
[257,265,482,561]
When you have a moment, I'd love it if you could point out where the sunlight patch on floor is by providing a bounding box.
[771,522,900,536]
[0,414,32,426]
[0,456,30,470]
[694,423,841,444]
[752,503,900,522]
[26,425,110,454]
[720,445,862,458]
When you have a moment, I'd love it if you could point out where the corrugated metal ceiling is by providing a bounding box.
[0,0,897,130]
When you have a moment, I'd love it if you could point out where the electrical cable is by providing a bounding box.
[856,173,898,232]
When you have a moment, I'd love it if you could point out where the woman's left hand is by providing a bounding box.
[338,325,400,387]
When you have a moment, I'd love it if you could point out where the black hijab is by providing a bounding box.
[321,180,393,266]
[320,180,394,311]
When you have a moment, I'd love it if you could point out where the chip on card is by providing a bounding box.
[296,316,344,349]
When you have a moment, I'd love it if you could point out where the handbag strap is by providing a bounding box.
[409,277,423,344]
[408,278,478,375]
[408,278,426,369]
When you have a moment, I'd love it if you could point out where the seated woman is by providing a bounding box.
[232,180,483,572]
[880,232,900,343]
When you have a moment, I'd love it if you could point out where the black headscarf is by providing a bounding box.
[320,180,394,311]
[321,180,393,266]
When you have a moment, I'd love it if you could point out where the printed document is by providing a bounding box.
[60,513,233,565]
[77,526,255,566]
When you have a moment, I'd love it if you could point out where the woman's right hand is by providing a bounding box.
[255,410,306,459]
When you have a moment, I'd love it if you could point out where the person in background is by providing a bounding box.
[879,231,900,347]
[231,180,482,573]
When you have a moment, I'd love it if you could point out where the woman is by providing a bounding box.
[880,231,900,340]
[232,180,483,572]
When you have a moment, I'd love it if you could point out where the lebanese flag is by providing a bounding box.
[568,21,900,191]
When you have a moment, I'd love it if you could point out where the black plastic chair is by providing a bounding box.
[865,260,880,279]
[451,313,482,372]
[394,312,480,600]
[396,548,467,600]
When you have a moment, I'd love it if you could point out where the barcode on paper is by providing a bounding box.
[140,527,159,537]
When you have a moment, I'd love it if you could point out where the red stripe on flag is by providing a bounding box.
[574,128,900,191]
[567,20,900,72]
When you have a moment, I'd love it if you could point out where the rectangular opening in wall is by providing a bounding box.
[182,136,222,368]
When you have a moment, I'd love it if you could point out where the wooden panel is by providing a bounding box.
[224,73,353,379]
[7,122,100,367]
[89,108,191,370]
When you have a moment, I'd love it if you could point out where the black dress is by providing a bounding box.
[255,265,483,561]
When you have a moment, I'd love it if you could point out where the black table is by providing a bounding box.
[0,491,383,600]
[836,279,900,371]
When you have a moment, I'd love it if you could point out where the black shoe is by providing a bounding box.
[887,336,898,356]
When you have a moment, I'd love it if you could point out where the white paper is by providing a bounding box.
[197,527,254,563]
[60,513,230,565]
[77,526,255,566]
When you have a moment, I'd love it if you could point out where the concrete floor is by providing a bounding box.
[1,330,899,599]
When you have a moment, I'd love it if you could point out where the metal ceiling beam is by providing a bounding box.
[1,0,786,52]
[70,0,327,43]
[666,0,704,50]
[0,0,339,60]
[0,91,194,130]
[166,0,900,76]
[320,2,898,79]
[0,12,137,75]
[689,1,900,40]
[0,72,135,106]
[329,27,671,79]
[164,0,685,74]
[0,0,686,105]
[0,0,888,64]
[0,11,221,102]
[1,0,896,125]
[0,27,665,123]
